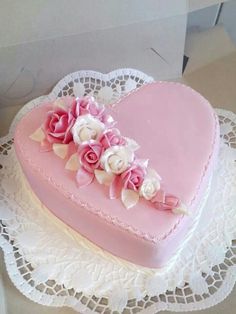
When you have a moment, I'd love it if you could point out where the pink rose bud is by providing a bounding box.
[151,190,181,211]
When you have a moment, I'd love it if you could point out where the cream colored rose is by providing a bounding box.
[72,114,105,144]
[139,169,161,200]
[100,146,134,174]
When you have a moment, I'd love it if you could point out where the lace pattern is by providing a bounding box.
[0,69,236,313]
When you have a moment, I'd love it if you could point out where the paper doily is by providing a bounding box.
[0,69,236,313]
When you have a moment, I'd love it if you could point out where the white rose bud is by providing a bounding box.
[139,169,161,200]
[72,114,104,144]
[100,146,134,174]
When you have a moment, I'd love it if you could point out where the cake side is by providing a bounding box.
[14,82,219,267]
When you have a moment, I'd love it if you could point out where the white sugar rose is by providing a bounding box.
[72,114,105,144]
[100,146,134,174]
[139,169,161,200]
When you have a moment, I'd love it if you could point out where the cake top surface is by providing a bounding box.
[15,82,219,242]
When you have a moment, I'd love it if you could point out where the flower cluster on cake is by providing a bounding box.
[30,96,186,213]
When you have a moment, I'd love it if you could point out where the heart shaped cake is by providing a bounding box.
[14,82,219,268]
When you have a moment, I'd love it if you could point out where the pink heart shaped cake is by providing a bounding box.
[14,82,219,268]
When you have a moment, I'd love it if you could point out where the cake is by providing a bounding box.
[14,82,220,268]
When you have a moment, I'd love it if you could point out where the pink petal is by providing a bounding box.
[127,180,136,191]
[80,107,90,115]
[49,115,58,130]
[156,203,172,210]
[50,131,64,139]
[89,102,99,115]
[165,195,180,207]
[70,98,80,117]
[54,115,68,132]
[63,129,73,144]
[53,108,67,115]
[76,167,94,188]
[48,132,65,140]
[90,143,103,157]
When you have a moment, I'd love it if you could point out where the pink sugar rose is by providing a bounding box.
[72,96,105,119]
[44,108,75,144]
[121,164,146,191]
[78,141,103,173]
[99,129,126,149]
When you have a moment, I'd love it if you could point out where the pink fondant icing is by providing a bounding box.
[14,82,219,268]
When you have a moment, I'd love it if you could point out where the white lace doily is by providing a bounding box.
[0,69,236,313]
